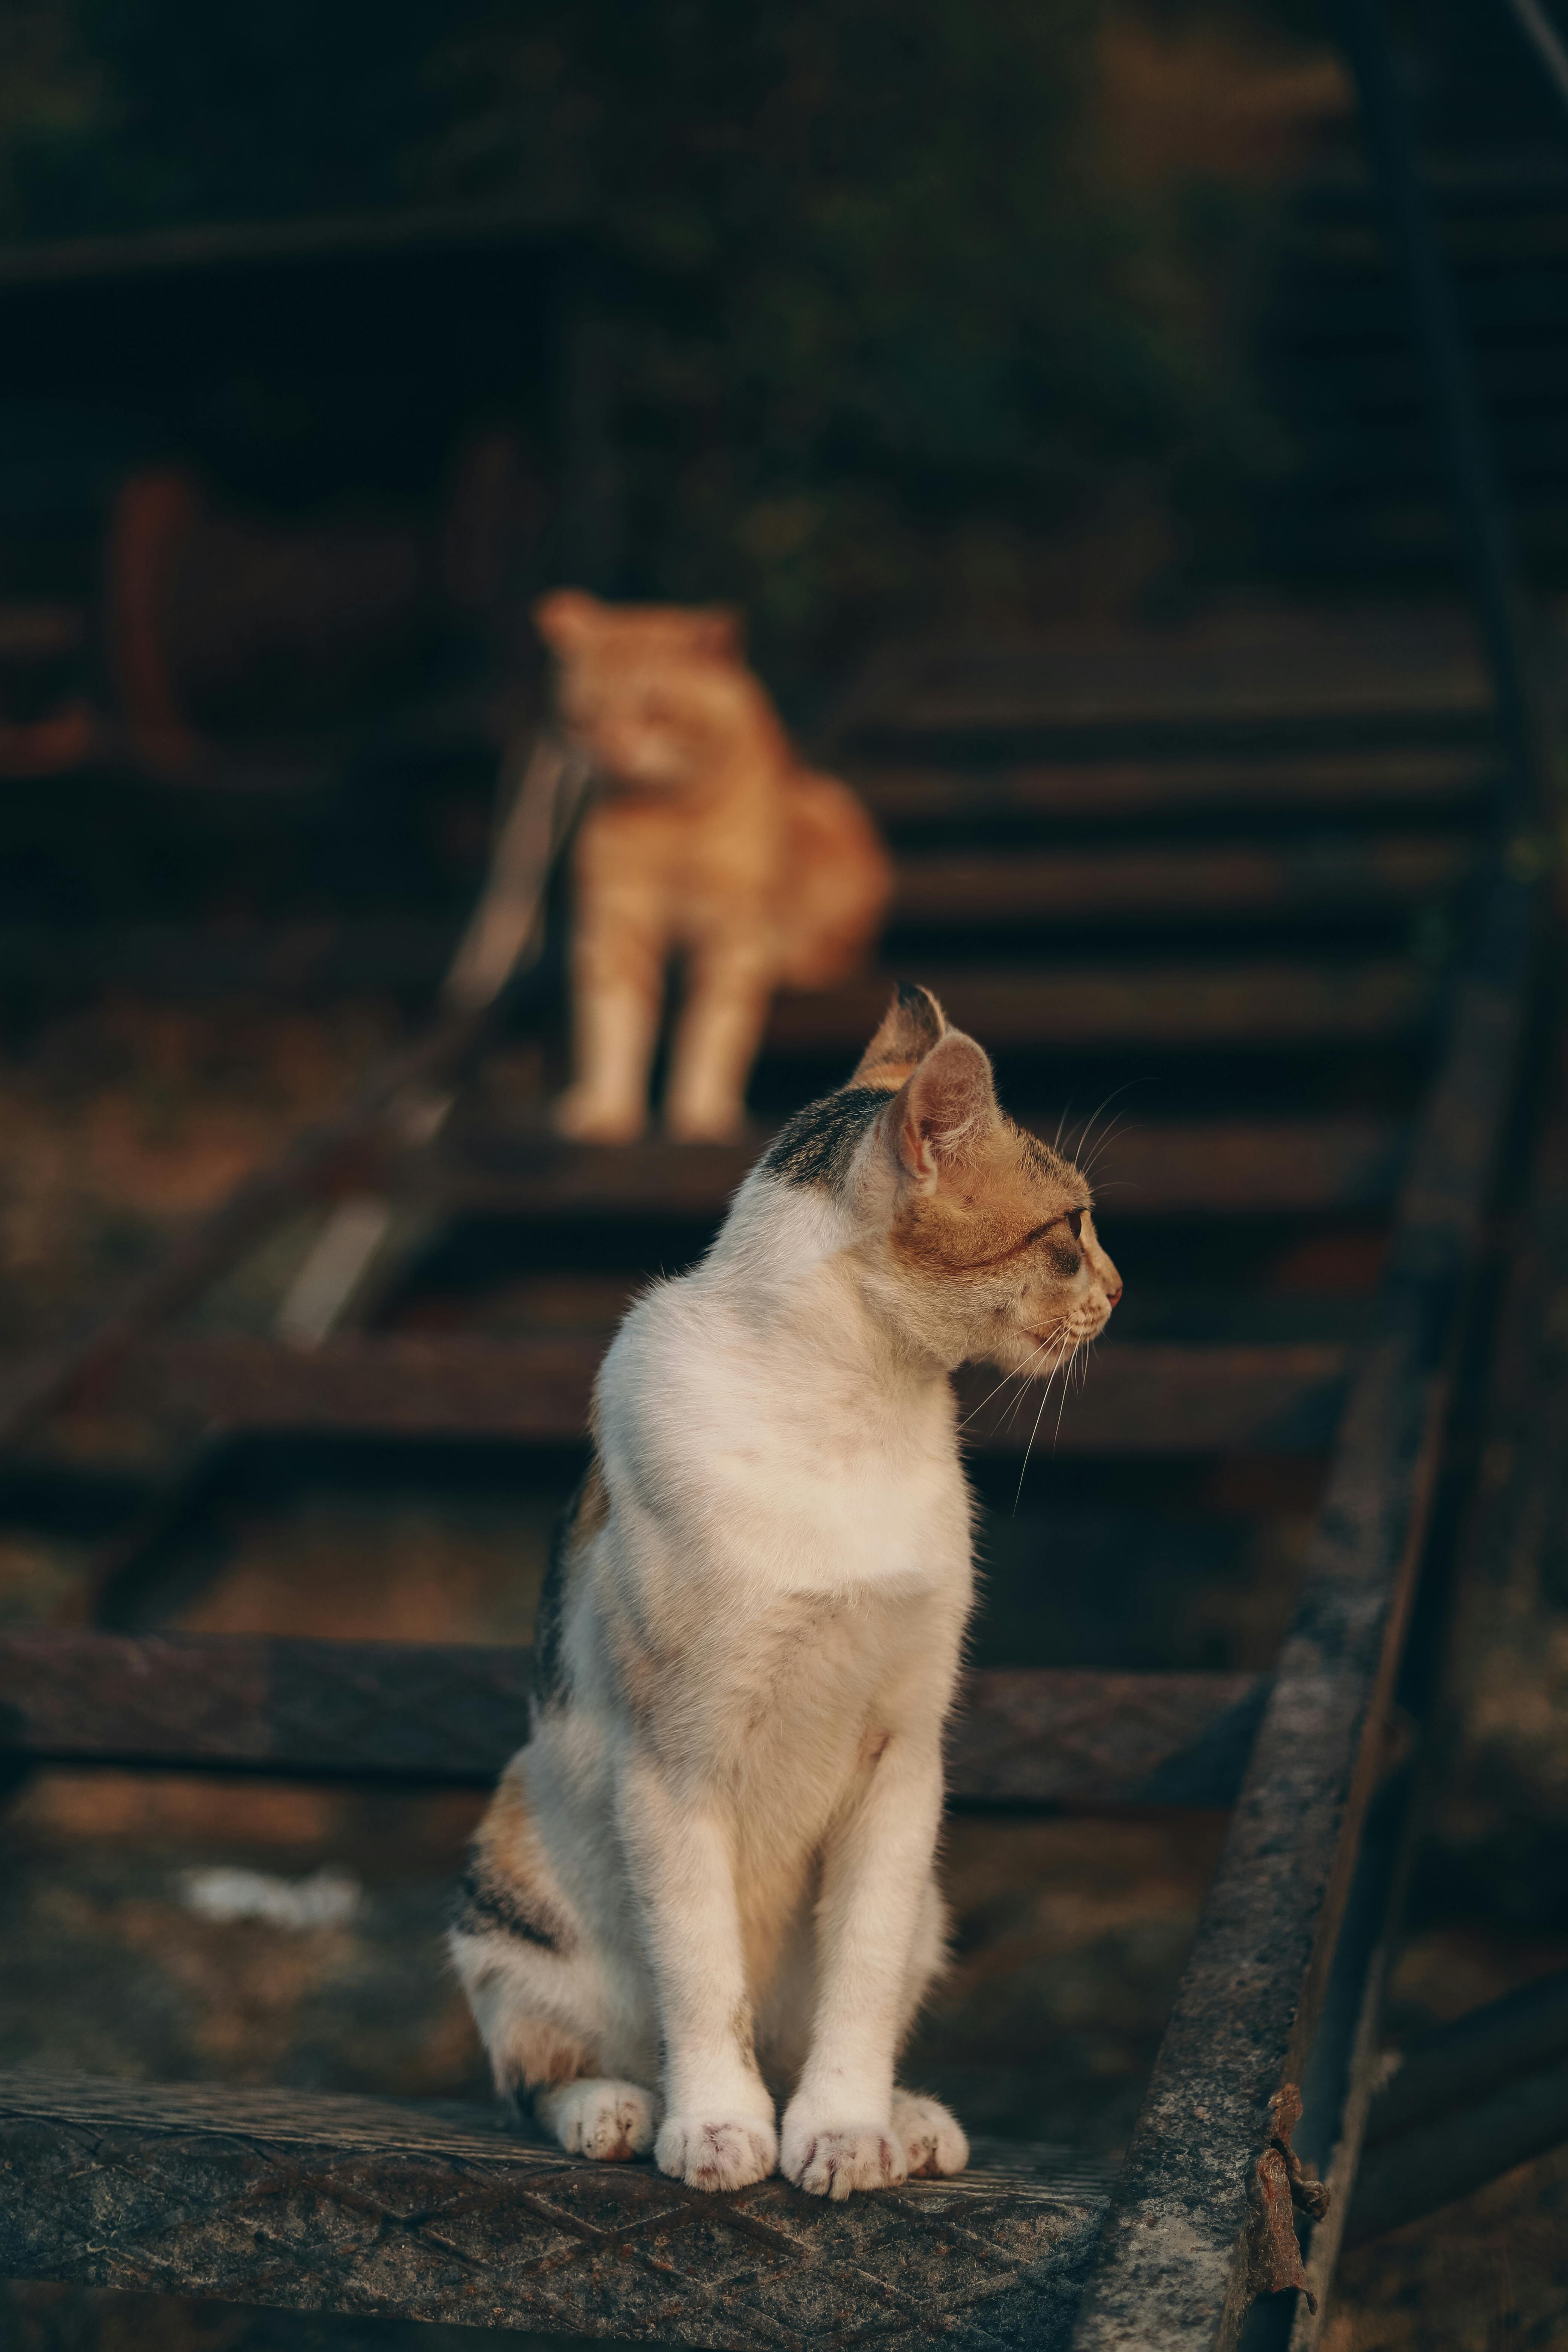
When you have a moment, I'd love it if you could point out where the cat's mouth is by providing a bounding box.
[1026,1310,1110,1351]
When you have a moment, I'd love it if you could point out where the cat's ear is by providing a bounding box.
[891,1030,999,1189]
[534,589,603,653]
[853,982,948,1085]
[688,606,744,660]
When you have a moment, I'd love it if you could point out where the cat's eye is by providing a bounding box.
[1066,1208,1083,1240]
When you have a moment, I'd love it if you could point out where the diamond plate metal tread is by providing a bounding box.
[0,2074,1113,2349]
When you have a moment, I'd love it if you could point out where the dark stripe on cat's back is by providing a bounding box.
[761,1085,888,1189]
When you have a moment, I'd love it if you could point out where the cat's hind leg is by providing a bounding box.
[891,2091,969,2178]
[449,1756,659,2159]
[535,2078,659,2161]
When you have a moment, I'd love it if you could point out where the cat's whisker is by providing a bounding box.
[959,1321,1070,1432]
[1079,1115,1136,1179]
[1078,1115,1138,1184]
[1006,1335,1068,1428]
[1012,1376,1056,1514]
[1068,1083,1133,1172]
[1051,1344,1080,1450]
[960,1335,1058,1428]
[1012,1332,1076,1508]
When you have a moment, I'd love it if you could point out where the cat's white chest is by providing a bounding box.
[607,1268,972,1604]
[756,1442,962,1596]
[699,1371,968,1600]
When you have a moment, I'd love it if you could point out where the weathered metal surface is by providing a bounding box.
[854,747,1492,825]
[769,964,1432,1055]
[1066,873,1532,2351]
[0,1632,1267,1808]
[891,836,1472,926]
[121,1332,1351,1456]
[415,1116,1406,1225]
[0,2074,1111,2349]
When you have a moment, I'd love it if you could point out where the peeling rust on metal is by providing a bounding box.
[1239,2086,1331,2315]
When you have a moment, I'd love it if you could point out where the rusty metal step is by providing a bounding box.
[0,2072,1113,2344]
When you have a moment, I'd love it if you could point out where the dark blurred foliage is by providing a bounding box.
[0,2,1320,673]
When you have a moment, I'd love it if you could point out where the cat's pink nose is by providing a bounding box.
[1104,1280,1122,1306]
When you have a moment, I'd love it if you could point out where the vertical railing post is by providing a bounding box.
[1339,0,1559,838]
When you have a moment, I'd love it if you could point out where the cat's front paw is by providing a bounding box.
[891,2092,969,2178]
[780,2113,907,2200]
[655,2113,777,2193]
[540,2078,658,2161]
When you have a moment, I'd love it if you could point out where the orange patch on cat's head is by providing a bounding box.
[850,985,1124,1375]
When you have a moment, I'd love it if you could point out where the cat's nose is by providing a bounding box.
[1104,1279,1122,1306]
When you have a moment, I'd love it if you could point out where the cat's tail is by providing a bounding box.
[778,770,894,991]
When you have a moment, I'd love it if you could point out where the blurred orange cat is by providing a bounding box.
[536,590,893,1142]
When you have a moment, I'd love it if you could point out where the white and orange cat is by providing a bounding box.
[451,985,1123,2197]
[535,590,892,1143]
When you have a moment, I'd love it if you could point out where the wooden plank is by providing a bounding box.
[1362,1963,1568,2155]
[0,1004,489,1458]
[854,746,1491,824]
[0,1632,1269,1808]
[891,836,1473,925]
[410,1116,1407,1224]
[1067,871,1534,2352]
[1078,1116,1404,1216]
[0,837,1471,1009]
[1348,2053,1568,2248]
[960,1344,1349,1456]
[768,963,1433,1054]
[0,918,456,1000]
[0,2073,1112,2347]
[122,1332,1352,1456]
[948,1668,1268,1810]
[0,724,576,1458]
[1346,1966,1568,2246]
[850,609,1489,734]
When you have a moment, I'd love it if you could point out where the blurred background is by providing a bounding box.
[2,4,1568,2347]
